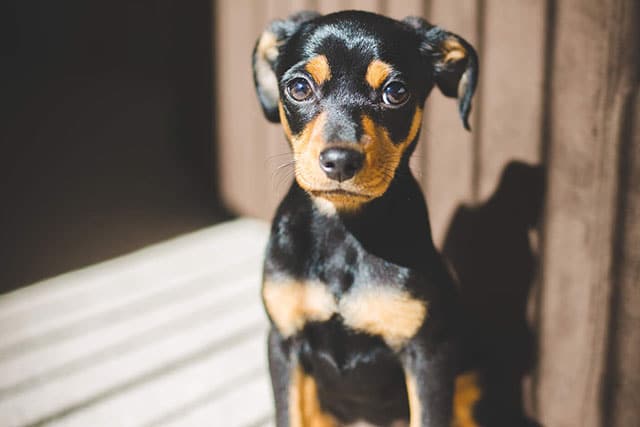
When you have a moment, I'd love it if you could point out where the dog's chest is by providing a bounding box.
[263,243,427,349]
[263,279,426,350]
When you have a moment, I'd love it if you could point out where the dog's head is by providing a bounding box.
[253,11,478,212]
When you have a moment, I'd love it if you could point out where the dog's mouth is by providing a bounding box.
[296,171,386,211]
[309,189,373,200]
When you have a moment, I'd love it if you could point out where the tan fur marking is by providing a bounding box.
[255,31,280,105]
[405,372,422,427]
[452,372,482,427]
[257,31,279,62]
[262,279,336,337]
[298,108,422,211]
[442,38,467,63]
[289,366,302,427]
[305,55,332,85]
[365,60,393,89]
[279,101,293,140]
[340,286,427,349]
[290,365,337,427]
[280,90,424,212]
[310,193,369,213]
[357,107,423,200]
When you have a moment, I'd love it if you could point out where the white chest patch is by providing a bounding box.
[262,279,428,349]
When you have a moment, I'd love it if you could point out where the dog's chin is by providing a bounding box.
[307,189,375,215]
[309,189,373,200]
[294,172,389,213]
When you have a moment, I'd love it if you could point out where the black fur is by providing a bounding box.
[253,10,478,427]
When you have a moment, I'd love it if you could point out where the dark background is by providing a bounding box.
[1,0,226,293]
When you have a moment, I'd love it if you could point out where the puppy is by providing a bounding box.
[252,10,479,427]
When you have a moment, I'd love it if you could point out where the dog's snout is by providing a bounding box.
[319,148,364,182]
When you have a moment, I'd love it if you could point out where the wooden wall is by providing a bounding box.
[213,1,639,426]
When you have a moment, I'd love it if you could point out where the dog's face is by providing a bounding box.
[253,11,478,212]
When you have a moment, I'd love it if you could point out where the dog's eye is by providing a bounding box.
[287,78,314,102]
[382,82,409,106]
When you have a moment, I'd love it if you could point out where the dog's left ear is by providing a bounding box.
[252,11,320,123]
[404,17,479,130]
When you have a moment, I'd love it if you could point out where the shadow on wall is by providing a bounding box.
[442,161,545,427]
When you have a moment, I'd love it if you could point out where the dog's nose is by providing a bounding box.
[319,148,364,182]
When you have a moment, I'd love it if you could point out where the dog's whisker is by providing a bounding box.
[270,161,295,184]
[274,170,294,192]
[276,160,296,171]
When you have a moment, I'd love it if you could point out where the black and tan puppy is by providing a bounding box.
[252,10,479,427]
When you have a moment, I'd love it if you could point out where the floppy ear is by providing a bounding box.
[404,17,479,130]
[252,11,320,123]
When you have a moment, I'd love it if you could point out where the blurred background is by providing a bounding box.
[1,0,225,292]
[1,1,639,427]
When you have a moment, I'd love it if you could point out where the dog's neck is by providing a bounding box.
[286,164,439,271]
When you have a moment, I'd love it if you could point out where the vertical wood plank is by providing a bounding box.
[475,0,546,201]
[344,0,382,13]
[536,0,639,425]
[606,94,640,427]
[317,0,345,15]
[384,0,423,20]
[600,9,640,427]
[290,0,317,11]
[472,5,547,415]
[422,0,479,246]
[214,0,267,218]
[603,94,640,427]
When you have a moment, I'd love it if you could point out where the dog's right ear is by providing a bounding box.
[252,11,320,123]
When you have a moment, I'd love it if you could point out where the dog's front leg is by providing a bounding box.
[401,338,456,427]
[268,328,295,426]
[267,328,337,427]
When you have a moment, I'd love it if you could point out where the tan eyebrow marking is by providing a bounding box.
[305,55,331,85]
[365,59,393,89]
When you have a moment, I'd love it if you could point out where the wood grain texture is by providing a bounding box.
[290,0,318,12]
[422,0,479,246]
[317,0,345,15]
[598,4,640,426]
[475,0,545,201]
[606,92,640,427]
[384,0,423,20]
[344,0,382,13]
[214,0,268,218]
[535,0,639,425]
